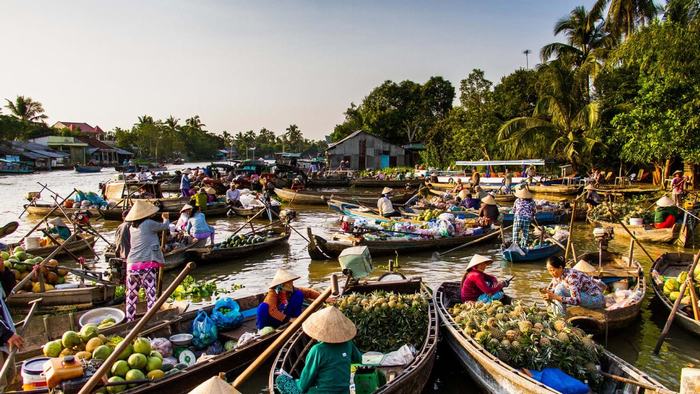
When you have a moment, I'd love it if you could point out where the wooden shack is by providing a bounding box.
[326,130,406,170]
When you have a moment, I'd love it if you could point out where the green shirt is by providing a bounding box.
[297,341,362,394]
[654,206,678,223]
[194,192,208,212]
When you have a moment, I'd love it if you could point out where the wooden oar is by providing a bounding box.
[78,262,195,394]
[17,190,77,244]
[604,202,655,262]
[228,207,268,238]
[11,260,111,285]
[232,274,339,389]
[599,371,675,394]
[654,252,700,354]
[564,200,577,260]
[432,226,511,260]
[0,298,42,383]
[18,184,48,219]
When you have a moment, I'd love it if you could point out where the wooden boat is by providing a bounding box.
[99,201,230,221]
[427,188,514,203]
[113,292,296,393]
[0,159,34,174]
[593,184,660,196]
[6,233,96,258]
[186,230,290,264]
[102,180,187,211]
[564,251,646,332]
[7,281,117,309]
[104,239,197,271]
[230,204,281,218]
[23,203,101,218]
[274,187,416,206]
[587,212,694,246]
[350,178,423,188]
[16,303,181,362]
[501,241,563,262]
[435,282,669,394]
[74,164,102,173]
[306,177,352,187]
[307,226,500,259]
[650,252,700,337]
[269,277,438,394]
[527,183,582,195]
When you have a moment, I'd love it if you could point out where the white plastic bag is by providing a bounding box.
[381,344,415,366]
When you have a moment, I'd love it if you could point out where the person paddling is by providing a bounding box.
[256,269,321,330]
[377,187,400,218]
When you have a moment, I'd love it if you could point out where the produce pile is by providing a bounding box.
[415,209,446,221]
[171,275,221,301]
[214,232,271,249]
[660,265,700,305]
[336,291,429,353]
[587,197,654,223]
[450,300,601,385]
[1,248,69,293]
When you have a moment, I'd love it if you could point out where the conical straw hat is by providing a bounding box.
[481,194,497,206]
[180,204,193,213]
[49,217,67,227]
[188,374,240,394]
[515,187,533,199]
[573,260,597,274]
[124,200,160,222]
[205,186,217,195]
[302,306,357,343]
[458,190,468,200]
[656,196,674,207]
[268,269,300,288]
[466,254,494,271]
[381,187,393,195]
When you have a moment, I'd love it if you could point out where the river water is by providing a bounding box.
[1,164,698,392]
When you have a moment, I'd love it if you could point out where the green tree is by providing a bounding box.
[4,96,48,123]
[596,0,658,39]
[493,68,539,120]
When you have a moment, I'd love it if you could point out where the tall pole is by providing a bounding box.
[523,49,531,69]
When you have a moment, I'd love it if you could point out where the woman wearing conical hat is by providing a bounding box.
[377,187,400,218]
[46,217,71,241]
[256,269,321,330]
[274,306,362,394]
[460,254,509,303]
[124,200,171,322]
[653,196,679,229]
[512,187,536,249]
[543,256,605,309]
[478,194,499,224]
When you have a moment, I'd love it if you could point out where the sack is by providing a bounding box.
[191,310,218,349]
[381,344,415,366]
[211,298,243,330]
[529,368,589,394]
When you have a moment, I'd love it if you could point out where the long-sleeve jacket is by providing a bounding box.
[126,219,170,265]
[263,287,321,322]
[461,270,504,302]
[297,341,362,394]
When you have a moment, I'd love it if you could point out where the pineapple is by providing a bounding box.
[553,319,567,332]
[556,332,570,344]
[517,320,533,334]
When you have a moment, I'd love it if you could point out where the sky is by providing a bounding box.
[1,0,596,140]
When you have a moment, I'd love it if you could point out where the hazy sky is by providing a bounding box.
[1,0,595,140]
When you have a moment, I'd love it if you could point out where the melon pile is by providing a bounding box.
[1,248,68,292]
[662,266,700,305]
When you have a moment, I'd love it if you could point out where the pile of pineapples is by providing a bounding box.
[450,300,601,384]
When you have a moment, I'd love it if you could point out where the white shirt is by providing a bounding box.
[137,172,148,181]
[377,196,395,215]
[226,189,241,202]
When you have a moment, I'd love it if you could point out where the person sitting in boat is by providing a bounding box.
[191,187,208,214]
[174,204,192,234]
[460,254,509,303]
[180,169,192,198]
[204,186,218,203]
[503,168,513,193]
[186,205,215,247]
[125,200,170,322]
[512,187,535,249]
[137,169,149,182]
[291,177,305,192]
[471,170,480,186]
[137,185,155,199]
[474,185,487,199]
[225,182,242,208]
[478,194,499,224]
[257,269,321,329]
[377,187,401,218]
[584,184,601,211]
[459,191,481,210]
[671,170,686,206]
[526,165,536,184]
[275,306,362,394]
[543,257,605,309]
[46,217,71,241]
[451,179,464,194]
[654,196,679,229]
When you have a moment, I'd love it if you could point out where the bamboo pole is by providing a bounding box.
[564,200,577,260]
[604,202,655,262]
[627,237,635,268]
[232,274,339,389]
[78,262,195,394]
[433,225,512,259]
[10,233,78,295]
[0,298,42,383]
[654,253,700,354]
[17,190,77,244]
[599,371,675,394]
[229,207,267,237]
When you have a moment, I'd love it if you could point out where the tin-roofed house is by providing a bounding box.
[29,136,88,165]
[325,130,406,170]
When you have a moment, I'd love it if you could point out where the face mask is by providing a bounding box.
[274,285,283,293]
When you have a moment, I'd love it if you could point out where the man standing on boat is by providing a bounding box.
[503,168,513,193]
[512,188,536,249]
[180,169,192,197]
[377,187,401,218]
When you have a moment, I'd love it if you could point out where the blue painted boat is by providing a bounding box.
[75,164,102,173]
[501,211,564,225]
[502,242,562,262]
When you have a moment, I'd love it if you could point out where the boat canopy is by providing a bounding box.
[454,159,545,167]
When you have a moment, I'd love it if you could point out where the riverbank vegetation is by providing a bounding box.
[331,0,700,179]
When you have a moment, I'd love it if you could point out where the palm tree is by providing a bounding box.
[497,61,602,167]
[4,96,48,123]
[523,49,532,69]
[185,115,205,130]
[540,4,612,66]
[596,0,658,39]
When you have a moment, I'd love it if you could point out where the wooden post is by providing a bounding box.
[627,237,635,268]
[654,253,700,354]
[565,200,576,260]
[78,262,195,394]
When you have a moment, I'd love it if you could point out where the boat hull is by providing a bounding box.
[74,165,102,173]
[8,234,96,258]
[650,252,700,337]
[186,232,290,264]
[502,243,562,262]
[274,187,415,206]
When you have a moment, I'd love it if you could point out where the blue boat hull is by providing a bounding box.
[75,165,102,173]
[502,243,561,262]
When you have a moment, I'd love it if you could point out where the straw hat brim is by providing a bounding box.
[381,187,393,195]
[466,254,494,271]
[573,260,597,274]
[188,375,240,394]
[656,196,675,207]
[458,190,468,200]
[673,170,682,175]
[49,217,67,227]
[205,187,217,194]
[268,269,300,288]
[124,200,160,221]
[302,306,357,343]
[180,204,193,213]
[515,188,533,199]
[481,195,497,206]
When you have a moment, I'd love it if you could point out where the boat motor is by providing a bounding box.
[593,227,614,251]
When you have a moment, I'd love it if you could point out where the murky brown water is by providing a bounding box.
[1,164,698,392]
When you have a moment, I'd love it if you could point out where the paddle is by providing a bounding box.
[0,298,42,384]
[228,207,268,238]
[603,201,655,262]
[599,371,675,394]
[78,262,195,394]
[16,190,77,244]
[18,183,47,219]
[0,222,19,239]
[11,260,112,286]
[232,274,339,389]
[653,252,700,354]
[431,225,511,261]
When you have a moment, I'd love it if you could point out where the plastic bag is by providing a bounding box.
[210,298,243,330]
[529,368,589,394]
[150,337,173,357]
[191,310,218,349]
[381,344,415,366]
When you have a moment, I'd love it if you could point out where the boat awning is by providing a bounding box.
[455,159,546,166]
[113,147,134,156]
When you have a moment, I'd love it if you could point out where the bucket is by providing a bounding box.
[354,365,380,394]
[628,218,643,226]
[25,237,41,250]
[21,357,49,391]
[64,199,74,208]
